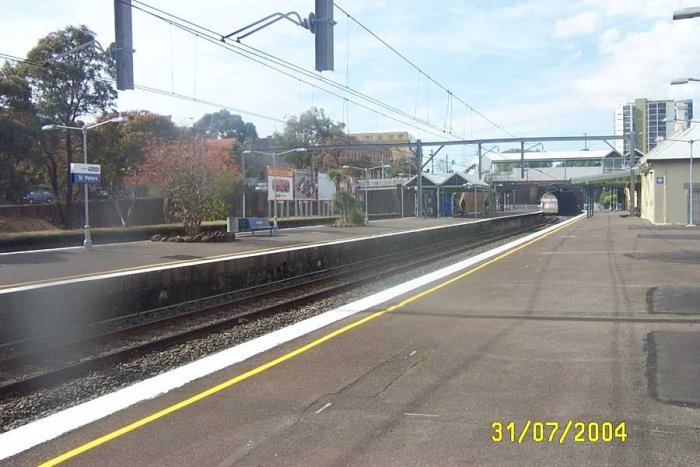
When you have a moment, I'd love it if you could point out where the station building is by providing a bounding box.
[639,124,700,225]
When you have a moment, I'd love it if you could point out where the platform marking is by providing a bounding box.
[0,240,348,292]
[0,214,533,293]
[0,222,350,257]
[0,214,578,465]
[0,240,151,256]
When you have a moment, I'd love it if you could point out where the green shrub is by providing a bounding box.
[349,208,365,225]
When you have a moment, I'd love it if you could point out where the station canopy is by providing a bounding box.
[403,171,489,192]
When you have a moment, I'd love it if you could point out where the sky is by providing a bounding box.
[1,0,699,160]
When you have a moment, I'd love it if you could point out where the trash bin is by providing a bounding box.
[227,216,240,233]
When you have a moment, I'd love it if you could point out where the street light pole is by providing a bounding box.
[241,149,246,217]
[690,139,695,227]
[272,151,278,228]
[41,116,125,251]
[673,6,700,20]
[364,168,369,223]
[81,127,91,249]
[671,77,700,85]
[342,164,390,224]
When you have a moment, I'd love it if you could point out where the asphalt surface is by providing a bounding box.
[0,217,476,289]
[7,212,700,466]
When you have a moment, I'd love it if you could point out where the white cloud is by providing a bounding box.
[583,0,685,19]
[598,27,621,53]
[575,19,700,108]
[552,11,599,39]
[495,0,563,19]
[1,0,696,143]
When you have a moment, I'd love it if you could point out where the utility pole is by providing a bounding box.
[629,131,636,214]
[416,140,423,218]
[478,142,482,180]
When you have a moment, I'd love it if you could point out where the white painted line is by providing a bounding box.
[0,212,539,295]
[404,413,440,417]
[314,403,332,414]
[0,213,580,461]
[0,223,329,256]
[0,240,151,256]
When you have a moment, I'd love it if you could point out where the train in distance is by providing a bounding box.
[540,192,559,215]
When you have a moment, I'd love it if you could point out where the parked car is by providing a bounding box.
[22,190,54,204]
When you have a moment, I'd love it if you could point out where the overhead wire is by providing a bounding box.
[124,0,459,140]
[333,1,517,138]
[0,52,286,124]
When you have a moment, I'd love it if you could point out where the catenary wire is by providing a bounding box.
[0,52,285,124]
[333,1,517,138]
[124,0,460,140]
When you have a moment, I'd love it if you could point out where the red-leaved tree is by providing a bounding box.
[130,138,239,234]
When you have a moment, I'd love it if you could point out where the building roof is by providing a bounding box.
[640,124,700,162]
[489,149,617,163]
[403,171,489,188]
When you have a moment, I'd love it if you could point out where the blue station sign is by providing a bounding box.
[70,163,102,184]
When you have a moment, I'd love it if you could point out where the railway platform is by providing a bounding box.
[0,217,475,290]
[3,211,699,466]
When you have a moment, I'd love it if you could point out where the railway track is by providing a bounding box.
[0,219,555,399]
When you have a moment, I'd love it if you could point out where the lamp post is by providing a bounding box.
[656,135,696,227]
[342,164,390,223]
[42,116,125,251]
[243,148,306,229]
[671,77,700,85]
[673,6,700,20]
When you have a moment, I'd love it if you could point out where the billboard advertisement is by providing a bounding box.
[318,173,336,201]
[267,166,294,201]
[294,169,316,201]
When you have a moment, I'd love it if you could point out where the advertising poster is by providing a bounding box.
[294,169,316,200]
[318,173,336,201]
[267,166,294,201]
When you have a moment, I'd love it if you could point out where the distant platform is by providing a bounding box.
[0,217,485,291]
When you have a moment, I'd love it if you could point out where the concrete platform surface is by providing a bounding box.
[0,217,477,290]
[7,212,700,466]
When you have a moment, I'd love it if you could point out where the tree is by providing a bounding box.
[0,63,40,202]
[17,25,116,227]
[192,110,258,142]
[90,110,179,226]
[386,153,413,177]
[129,138,240,235]
[273,107,347,169]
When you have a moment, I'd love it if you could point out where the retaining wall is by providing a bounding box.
[0,212,541,344]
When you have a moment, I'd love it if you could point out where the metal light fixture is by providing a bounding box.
[41,116,127,250]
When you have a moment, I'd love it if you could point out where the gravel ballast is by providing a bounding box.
[0,225,551,433]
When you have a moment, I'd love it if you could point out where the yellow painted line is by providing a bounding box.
[39,217,581,466]
[0,239,353,291]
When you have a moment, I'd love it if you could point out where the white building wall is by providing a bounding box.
[642,160,700,224]
[614,105,625,153]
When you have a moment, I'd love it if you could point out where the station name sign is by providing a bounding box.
[70,163,102,184]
